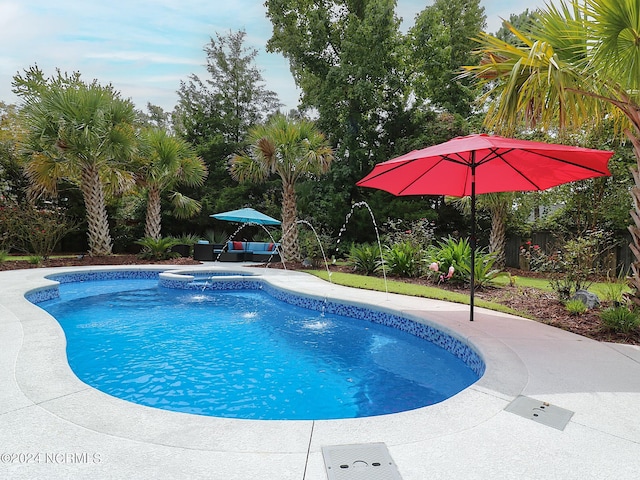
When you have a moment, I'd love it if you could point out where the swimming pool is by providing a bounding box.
[29,269,484,420]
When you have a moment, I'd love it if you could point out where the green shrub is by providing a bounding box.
[600,307,640,333]
[382,217,435,250]
[565,299,588,316]
[520,242,554,272]
[548,231,614,301]
[27,255,43,265]
[384,241,421,277]
[0,201,77,258]
[0,250,8,263]
[347,243,383,276]
[298,226,332,267]
[135,237,181,260]
[599,272,629,305]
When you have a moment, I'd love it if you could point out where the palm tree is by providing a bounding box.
[135,128,208,239]
[230,114,334,261]
[462,0,640,303]
[15,67,137,256]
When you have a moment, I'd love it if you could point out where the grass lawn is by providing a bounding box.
[304,269,628,319]
[305,270,523,316]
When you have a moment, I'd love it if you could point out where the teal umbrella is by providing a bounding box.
[210,208,281,226]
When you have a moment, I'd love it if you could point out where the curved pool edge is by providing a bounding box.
[2,264,529,454]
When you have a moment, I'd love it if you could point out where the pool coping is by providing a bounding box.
[2,264,640,479]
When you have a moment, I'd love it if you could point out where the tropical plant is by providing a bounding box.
[135,236,181,260]
[229,114,334,261]
[173,233,201,246]
[203,230,229,245]
[457,249,508,288]
[426,236,472,283]
[600,306,640,333]
[384,241,422,278]
[462,0,640,306]
[347,243,384,276]
[13,66,137,256]
[135,128,207,239]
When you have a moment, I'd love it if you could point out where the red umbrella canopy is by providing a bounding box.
[357,134,613,196]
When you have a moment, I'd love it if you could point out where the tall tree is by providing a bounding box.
[175,30,282,229]
[494,9,537,43]
[462,0,640,302]
[176,29,281,149]
[13,67,137,256]
[229,114,334,261]
[135,128,208,239]
[0,102,28,203]
[265,0,407,182]
[408,0,486,117]
[265,0,481,243]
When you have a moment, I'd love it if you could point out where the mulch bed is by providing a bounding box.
[2,255,638,345]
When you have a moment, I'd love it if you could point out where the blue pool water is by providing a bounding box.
[39,278,479,420]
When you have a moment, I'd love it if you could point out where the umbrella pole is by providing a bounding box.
[470,158,476,322]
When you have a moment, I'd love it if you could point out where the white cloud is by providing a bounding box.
[0,0,547,112]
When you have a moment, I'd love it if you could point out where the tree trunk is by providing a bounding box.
[144,186,162,240]
[489,201,507,268]
[626,125,640,307]
[81,164,113,256]
[281,183,301,262]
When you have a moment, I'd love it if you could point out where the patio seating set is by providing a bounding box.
[191,240,281,263]
[174,207,283,263]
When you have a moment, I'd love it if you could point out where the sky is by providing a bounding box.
[0,1,546,113]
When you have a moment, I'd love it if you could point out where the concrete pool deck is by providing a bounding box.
[1,264,639,480]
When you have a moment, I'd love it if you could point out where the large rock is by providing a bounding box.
[572,289,600,309]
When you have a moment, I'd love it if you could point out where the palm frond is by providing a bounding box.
[169,192,202,219]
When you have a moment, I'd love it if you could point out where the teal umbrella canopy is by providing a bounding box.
[210,208,281,226]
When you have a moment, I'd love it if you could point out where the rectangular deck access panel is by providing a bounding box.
[322,442,403,480]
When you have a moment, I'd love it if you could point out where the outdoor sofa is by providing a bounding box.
[192,240,280,262]
[223,241,281,262]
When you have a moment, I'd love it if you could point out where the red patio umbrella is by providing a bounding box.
[357,133,614,321]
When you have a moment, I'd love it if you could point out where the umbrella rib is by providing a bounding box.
[396,153,473,195]
[521,149,610,174]
[483,148,608,190]
[359,153,473,195]
[470,148,541,190]
[396,159,446,195]
[358,158,445,195]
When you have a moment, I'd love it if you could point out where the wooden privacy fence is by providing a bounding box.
[504,232,633,275]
